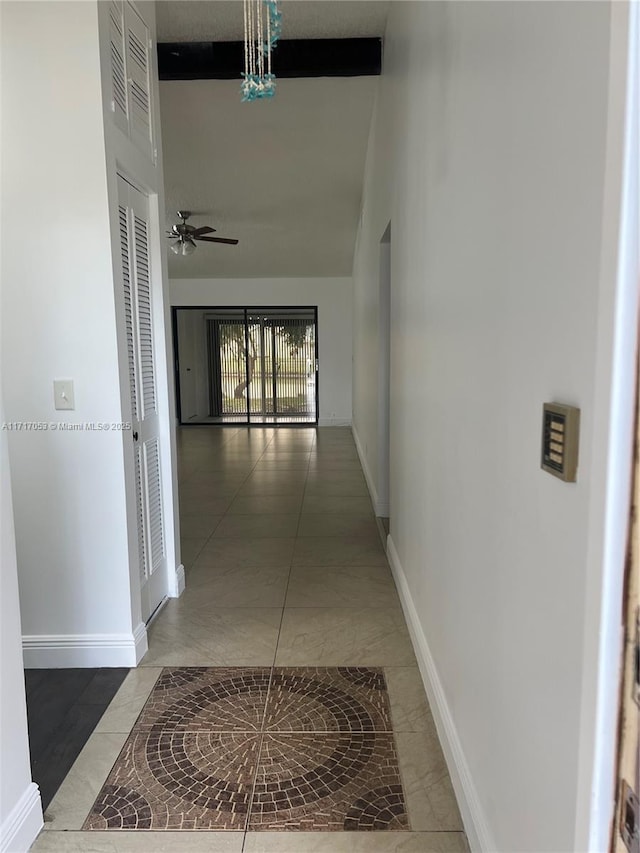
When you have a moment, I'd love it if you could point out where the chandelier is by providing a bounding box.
[242,0,282,101]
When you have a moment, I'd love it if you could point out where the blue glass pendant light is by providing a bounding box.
[242,0,282,101]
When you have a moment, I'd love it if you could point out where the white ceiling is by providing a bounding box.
[156,1,390,43]
[158,0,386,278]
[160,75,377,277]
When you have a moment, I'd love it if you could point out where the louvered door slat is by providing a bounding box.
[144,438,165,573]
[133,214,156,417]
[109,0,128,135]
[124,3,153,159]
[135,444,148,580]
[119,203,138,421]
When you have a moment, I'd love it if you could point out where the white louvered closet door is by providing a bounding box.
[117,175,166,622]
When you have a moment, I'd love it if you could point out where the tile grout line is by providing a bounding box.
[212,438,270,527]
[382,664,417,833]
[269,434,312,665]
[241,664,275,850]
[181,433,272,576]
[242,431,313,846]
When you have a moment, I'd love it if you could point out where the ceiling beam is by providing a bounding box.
[158,38,382,80]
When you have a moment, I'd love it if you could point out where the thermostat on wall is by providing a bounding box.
[541,403,580,482]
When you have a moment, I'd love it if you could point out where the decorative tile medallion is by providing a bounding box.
[136,667,271,732]
[265,667,392,732]
[249,732,406,831]
[83,667,408,832]
[85,732,259,830]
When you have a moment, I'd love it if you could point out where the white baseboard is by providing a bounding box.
[376,500,390,517]
[351,423,379,511]
[0,783,42,853]
[168,563,185,598]
[386,535,496,853]
[318,418,351,427]
[133,621,148,664]
[22,626,147,668]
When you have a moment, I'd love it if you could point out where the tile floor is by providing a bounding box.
[82,667,408,832]
[24,667,129,809]
[35,427,468,853]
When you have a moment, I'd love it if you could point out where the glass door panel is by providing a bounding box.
[269,313,316,419]
[174,306,318,425]
[207,310,249,424]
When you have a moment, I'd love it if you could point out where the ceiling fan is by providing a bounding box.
[166,210,239,256]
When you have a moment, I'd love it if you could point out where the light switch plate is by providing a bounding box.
[541,402,580,481]
[53,379,75,411]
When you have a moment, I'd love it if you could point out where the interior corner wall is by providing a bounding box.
[170,278,353,426]
[0,1,136,667]
[352,2,631,851]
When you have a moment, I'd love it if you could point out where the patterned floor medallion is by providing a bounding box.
[83,667,409,832]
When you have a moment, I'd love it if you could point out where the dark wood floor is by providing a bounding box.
[24,668,129,809]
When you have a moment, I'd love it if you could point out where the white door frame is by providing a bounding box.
[377,223,392,518]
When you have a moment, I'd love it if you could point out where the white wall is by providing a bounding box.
[353,3,637,851]
[0,7,43,848]
[0,1,142,665]
[171,278,353,425]
[0,413,43,852]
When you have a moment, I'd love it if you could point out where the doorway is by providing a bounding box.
[173,306,319,425]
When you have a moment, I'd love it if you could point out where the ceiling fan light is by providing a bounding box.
[181,238,197,256]
[170,239,182,255]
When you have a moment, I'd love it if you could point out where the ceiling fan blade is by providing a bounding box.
[192,226,216,236]
[196,235,239,245]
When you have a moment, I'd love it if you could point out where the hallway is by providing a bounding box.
[34,427,467,851]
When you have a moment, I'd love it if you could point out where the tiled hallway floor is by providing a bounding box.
[82,666,408,832]
[34,427,468,852]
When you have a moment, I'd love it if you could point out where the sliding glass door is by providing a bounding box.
[174,306,318,425]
